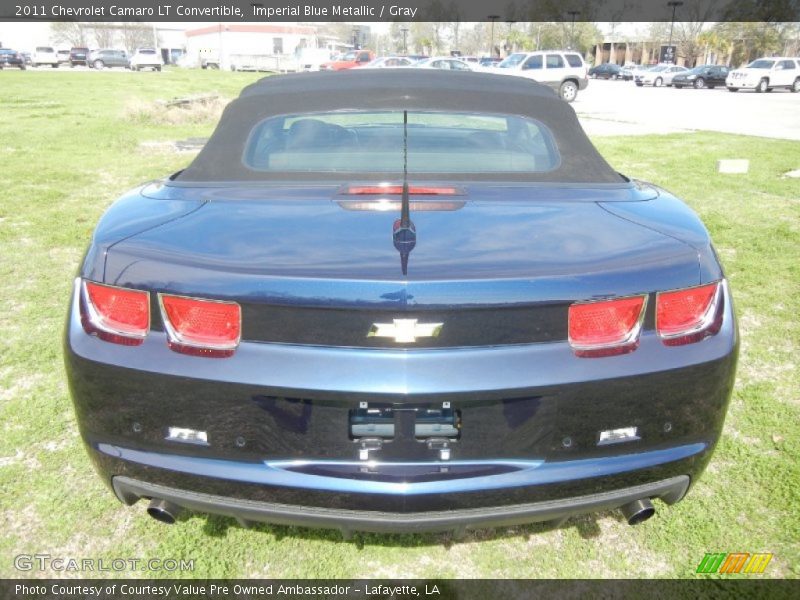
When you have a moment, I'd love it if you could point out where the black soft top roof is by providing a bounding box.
[177,70,623,184]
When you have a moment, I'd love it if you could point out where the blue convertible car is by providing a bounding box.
[65,70,737,534]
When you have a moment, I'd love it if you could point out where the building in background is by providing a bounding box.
[184,23,321,71]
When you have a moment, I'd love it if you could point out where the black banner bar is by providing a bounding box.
[2,0,799,22]
[1,579,797,600]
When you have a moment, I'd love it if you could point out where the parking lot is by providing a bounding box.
[575,78,800,140]
[9,65,800,142]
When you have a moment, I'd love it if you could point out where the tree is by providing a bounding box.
[120,23,154,54]
[388,22,407,53]
[711,21,790,67]
[671,0,719,66]
[50,22,88,47]
[458,23,488,56]
[410,22,437,55]
[92,24,117,49]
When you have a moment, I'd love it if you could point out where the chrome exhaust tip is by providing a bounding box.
[146,498,182,524]
[621,498,655,525]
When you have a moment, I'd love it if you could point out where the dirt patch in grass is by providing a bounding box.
[124,96,230,126]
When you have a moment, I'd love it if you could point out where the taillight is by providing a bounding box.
[159,294,241,358]
[81,281,149,345]
[656,281,721,346]
[568,295,647,357]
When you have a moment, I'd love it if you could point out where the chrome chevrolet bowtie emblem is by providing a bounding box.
[368,319,443,343]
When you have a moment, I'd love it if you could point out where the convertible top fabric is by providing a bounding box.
[176,70,623,184]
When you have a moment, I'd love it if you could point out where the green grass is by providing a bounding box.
[0,69,798,579]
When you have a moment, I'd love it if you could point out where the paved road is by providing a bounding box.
[574,78,800,140]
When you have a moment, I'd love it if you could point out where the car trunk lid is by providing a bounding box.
[102,182,700,347]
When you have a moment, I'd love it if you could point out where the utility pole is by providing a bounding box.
[401,27,408,55]
[567,11,580,50]
[667,1,683,64]
[488,15,499,57]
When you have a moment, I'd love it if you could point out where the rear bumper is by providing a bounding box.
[113,474,689,533]
[66,279,737,528]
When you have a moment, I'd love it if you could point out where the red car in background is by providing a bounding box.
[320,49,375,71]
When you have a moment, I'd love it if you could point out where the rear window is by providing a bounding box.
[36,47,54,53]
[565,54,583,68]
[244,111,560,174]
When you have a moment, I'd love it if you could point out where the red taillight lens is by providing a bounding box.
[344,185,459,195]
[568,295,647,357]
[160,294,241,358]
[82,281,149,345]
[657,281,721,345]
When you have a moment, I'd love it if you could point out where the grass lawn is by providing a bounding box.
[0,69,798,579]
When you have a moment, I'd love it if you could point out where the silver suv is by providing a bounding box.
[493,50,589,102]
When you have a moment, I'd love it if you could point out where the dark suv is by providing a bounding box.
[70,47,90,67]
[0,48,26,70]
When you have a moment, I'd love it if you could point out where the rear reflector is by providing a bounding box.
[568,295,647,357]
[160,294,241,358]
[81,281,149,345]
[657,281,721,345]
[344,185,460,196]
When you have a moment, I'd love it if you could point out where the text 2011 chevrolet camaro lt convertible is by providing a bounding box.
[65,70,738,534]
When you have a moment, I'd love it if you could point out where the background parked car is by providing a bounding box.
[69,47,90,67]
[0,48,26,70]
[319,49,375,71]
[494,50,589,102]
[57,49,70,65]
[415,56,475,71]
[20,52,32,66]
[31,46,59,68]
[672,65,730,89]
[129,48,163,71]
[635,64,688,87]
[357,56,415,69]
[619,64,639,80]
[629,65,654,80]
[479,56,502,67]
[88,49,129,70]
[726,57,800,93]
[589,63,623,79]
